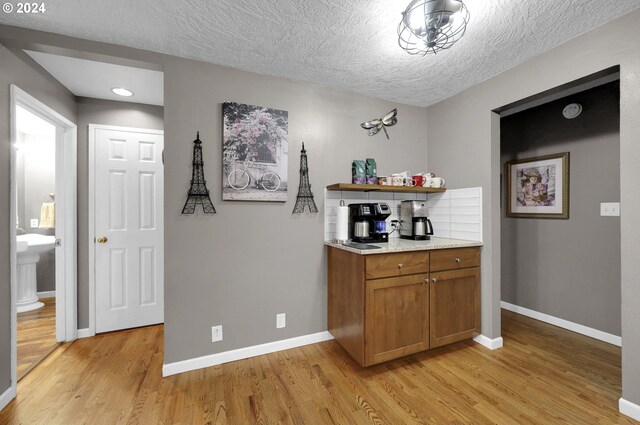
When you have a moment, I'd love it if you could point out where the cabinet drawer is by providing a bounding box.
[430,248,480,272]
[365,252,430,280]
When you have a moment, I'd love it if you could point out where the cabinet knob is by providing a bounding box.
[432,277,437,283]
[398,263,404,269]
[455,257,461,263]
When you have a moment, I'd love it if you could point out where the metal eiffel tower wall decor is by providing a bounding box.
[292,142,318,214]
[182,132,216,214]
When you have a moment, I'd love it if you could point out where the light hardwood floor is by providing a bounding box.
[16,297,59,381]
[0,310,636,425]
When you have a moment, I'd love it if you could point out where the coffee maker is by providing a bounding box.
[400,200,434,240]
[348,203,391,243]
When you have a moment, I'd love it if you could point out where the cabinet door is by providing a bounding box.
[365,274,429,365]
[429,267,480,348]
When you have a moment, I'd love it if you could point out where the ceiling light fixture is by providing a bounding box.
[562,103,582,119]
[111,87,134,97]
[398,0,470,55]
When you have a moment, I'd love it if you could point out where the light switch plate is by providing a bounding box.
[276,313,286,329]
[30,219,39,228]
[600,202,620,216]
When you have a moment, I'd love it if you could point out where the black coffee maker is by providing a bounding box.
[348,203,391,243]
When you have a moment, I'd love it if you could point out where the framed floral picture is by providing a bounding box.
[222,101,288,202]
[505,152,570,219]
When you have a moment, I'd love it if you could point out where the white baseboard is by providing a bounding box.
[501,301,622,346]
[163,331,334,377]
[0,386,16,412]
[620,398,640,421]
[37,290,55,298]
[473,334,504,350]
[77,328,94,339]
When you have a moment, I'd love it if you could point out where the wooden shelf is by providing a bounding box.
[326,183,446,193]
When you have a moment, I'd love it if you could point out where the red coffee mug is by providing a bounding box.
[412,175,424,187]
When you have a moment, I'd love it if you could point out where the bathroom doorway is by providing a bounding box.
[9,86,77,389]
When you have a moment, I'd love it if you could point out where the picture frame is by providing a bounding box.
[505,152,569,219]
[222,101,288,202]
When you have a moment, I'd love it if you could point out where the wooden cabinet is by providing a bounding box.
[429,267,480,348]
[365,273,429,365]
[328,245,481,366]
[365,251,429,279]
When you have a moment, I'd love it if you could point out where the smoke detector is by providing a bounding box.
[562,103,582,119]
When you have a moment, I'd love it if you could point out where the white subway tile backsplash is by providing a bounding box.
[433,229,452,238]
[450,197,481,207]
[428,191,450,201]
[450,188,481,199]
[323,187,482,243]
[393,192,418,201]
[451,214,481,224]
[451,230,481,241]
[451,222,481,233]
[325,189,342,200]
[450,206,481,216]
[371,192,395,201]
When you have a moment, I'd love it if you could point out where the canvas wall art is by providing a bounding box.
[506,152,570,219]
[222,102,288,202]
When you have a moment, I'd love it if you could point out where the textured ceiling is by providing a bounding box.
[1,0,639,107]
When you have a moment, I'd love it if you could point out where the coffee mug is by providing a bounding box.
[422,172,433,187]
[430,177,446,188]
[377,176,387,186]
[412,175,424,187]
[392,174,404,186]
[405,178,417,187]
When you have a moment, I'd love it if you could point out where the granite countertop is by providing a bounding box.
[325,237,482,255]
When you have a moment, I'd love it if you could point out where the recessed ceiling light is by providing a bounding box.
[112,87,133,97]
[562,103,582,119]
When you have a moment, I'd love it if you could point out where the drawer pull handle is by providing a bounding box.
[398,263,404,269]
[455,258,461,263]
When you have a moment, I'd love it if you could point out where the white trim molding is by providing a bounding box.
[620,398,640,421]
[37,290,56,298]
[77,328,95,339]
[473,334,504,350]
[163,331,334,377]
[10,85,78,403]
[0,386,16,412]
[501,301,622,346]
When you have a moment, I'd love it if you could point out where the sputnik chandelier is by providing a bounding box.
[398,0,470,55]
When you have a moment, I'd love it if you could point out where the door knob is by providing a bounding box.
[97,236,108,244]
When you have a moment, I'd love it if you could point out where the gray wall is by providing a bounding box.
[426,10,640,405]
[75,96,164,329]
[501,82,620,335]
[0,43,76,396]
[162,56,428,362]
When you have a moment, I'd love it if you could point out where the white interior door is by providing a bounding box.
[94,126,164,333]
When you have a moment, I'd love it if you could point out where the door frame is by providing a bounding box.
[9,85,78,395]
[87,124,165,335]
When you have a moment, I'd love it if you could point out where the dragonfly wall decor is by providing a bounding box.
[360,108,398,139]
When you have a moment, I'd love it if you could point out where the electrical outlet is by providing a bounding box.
[600,202,620,217]
[211,325,223,342]
[30,219,39,228]
[276,313,286,329]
